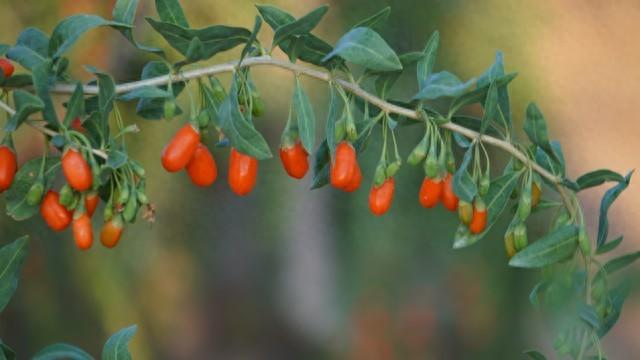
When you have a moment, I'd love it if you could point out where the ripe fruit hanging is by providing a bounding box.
[85,192,100,217]
[100,214,124,249]
[369,178,395,216]
[228,148,258,196]
[161,124,200,172]
[40,191,72,231]
[62,148,93,191]
[0,58,14,78]
[186,143,218,187]
[469,199,488,234]
[343,162,362,192]
[330,141,358,190]
[419,177,442,208]
[0,145,17,193]
[279,141,309,179]
[441,173,459,211]
[72,211,93,250]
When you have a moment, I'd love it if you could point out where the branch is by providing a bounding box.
[47,55,562,185]
[0,99,108,159]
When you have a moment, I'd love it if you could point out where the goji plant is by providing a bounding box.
[0,1,636,359]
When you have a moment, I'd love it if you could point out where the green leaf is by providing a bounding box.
[136,61,184,120]
[272,5,328,48]
[417,31,439,90]
[119,86,172,101]
[576,169,625,190]
[478,52,512,128]
[595,236,623,255]
[102,325,137,360]
[6,27,49,70]
[310,140,331,190]
[4,90,44,132]
[480,82,498,134]
[322,27,402,71]
[112,0,163,55]
[146,18,251,62]
[452,146,477,202]
[49,15,129,58]
[597,171,633,248]
[5,157,60,221]
[240,16,262,63]
[63,82,85,128]
[598,280,631,338]
[256,5,337,69]
[600,251,640,279]
[86,67,116,139]
[325,86,341,156]
[183,36,204,64]
[17,27,49,56]
[155,0,189,27]
[413,71,475,101]
[292,78,316,153]
[217,75,272,160]
[33,343,94,360]
[449,72,517,116]
[579,303,601,329]
[0,236,29,313]
[0,339,15,360]
[353,7,390,30]
[486,170,521,224]
[524,102,552,153]
[31,60,59,127]
[106,150,128,170]
[523,350,547,360]
[509,225,579,268]
[256,4,294,29]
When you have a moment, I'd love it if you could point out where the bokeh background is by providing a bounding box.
[1,0,639,359]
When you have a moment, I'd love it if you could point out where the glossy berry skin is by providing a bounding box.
[161,124,200,173]
[40,191,72,231]
[279,141,309,179]
[85,192,100,217]
[62,148,93,191]
[187,143,218,187]
[0,145,17,193]
[228,148,258,196]
[369,178,395,216]
[330,141,357,190]
[100,215,124,249]
[419,177,443,208]
[343,162,362,192]
[441,173,459,211]
[0,59,14,78]
[469,207,488,234]
[71,117,85,132]
[73,212,93,250]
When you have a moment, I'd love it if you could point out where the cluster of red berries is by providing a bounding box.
[40,148,124,250]
[161,124,311,195]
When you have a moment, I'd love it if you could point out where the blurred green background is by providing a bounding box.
[1,0,639,359]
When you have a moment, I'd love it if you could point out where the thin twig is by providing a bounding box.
[45,55,562,185]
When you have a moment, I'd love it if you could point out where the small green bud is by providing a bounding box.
[197,111,210,129]
[334,119,346,142]
[479,175,491,196]
[373,163,387,187]
[163,100,176,120]
[251,93,265,117]
[407,135,428,166]
[578,227,591,255]
[117,185,130,206]
[424,152,438,179]
[130,160,146,178]
[26,181,44,206]
[123,189,139,223]
[59,184,74,207]
[386,161,401,178]
[513,223,528,251]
